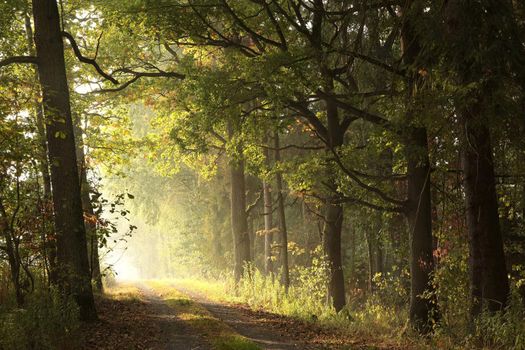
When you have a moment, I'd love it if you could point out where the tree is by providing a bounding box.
[262,136,274,275]
[443,0,516,315]
[274,131,290,290]
[32,0,97,320]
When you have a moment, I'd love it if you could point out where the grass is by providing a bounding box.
[107,277,525,349]
[169,275,525,350]
[145,280,261,350]
[170,276,413,348]
[0,289,80,350]
[104,283,143,301]
[172,274,408,340]
[214,335,260,350]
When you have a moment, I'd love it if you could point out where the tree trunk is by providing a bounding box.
[444,0,511,316]
[323,198,345,311]
[274,132,289,290]
[461,113,509,314]
[347,224,356,288]
[366,229,374,292]
[405,127,435,330]
[227,120,251,282]
[23,9,57,285]
[322,98,346,312]
[366,215,384,293]
[230,158,251,282]
[73,118,103,292]
[0,196,23,306]
[32,0,97,321]
[262,143,274,276]
[401,0,436,331]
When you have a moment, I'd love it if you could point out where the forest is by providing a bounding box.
[1,0,525,349]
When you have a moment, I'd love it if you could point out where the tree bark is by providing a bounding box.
[23,9,57,285]
[366,229,375,292]
[32,0,97,321]
[230,158,251,282]
[322,99,346,312]
[274,132,289,290]
[262,142,274,275]
[323,197,345,311]
[400,0,437,331]
[405,127,435,330]
[461,112,509,314]
[227,121,251,282]
[0,196,23,306]
[73,117,103,292]
[445,0,510,316]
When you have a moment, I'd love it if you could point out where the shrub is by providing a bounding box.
[0,289,80,350]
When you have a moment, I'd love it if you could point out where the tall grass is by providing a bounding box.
[0,289,80,350]
[176,264,525,349]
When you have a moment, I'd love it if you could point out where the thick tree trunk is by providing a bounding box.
[32,0,97,321]
[230,159,251,281]
[262,144,273,275]
[228,140,251,282]
[521,182,525,306]
[444,0,511,316]
[323,198,345,311]
[401,0,436,331]
[318,98,346,312]
[227,120,251,282]
[405,127,435,330]
[24,10,56,285]
[274,132,289,290]
[461,114,509,314]
[321,97,346,312]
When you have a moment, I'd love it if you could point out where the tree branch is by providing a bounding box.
[61,31,119,84]
[0,56,38,69]
[246,190,263,214]
[92,69,185,93]
[327,147,406,206]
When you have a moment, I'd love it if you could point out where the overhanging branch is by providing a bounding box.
[62,31,118,84]
[92,69,185,93]
[0,56,38,69]
[62,31,186,93]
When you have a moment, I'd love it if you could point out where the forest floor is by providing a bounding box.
[79,280,400,350]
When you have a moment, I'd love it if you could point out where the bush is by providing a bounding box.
[472,290,525,349]
[228,247,334,322]
[0,289,80,350]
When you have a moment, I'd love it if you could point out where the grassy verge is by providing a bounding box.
[168,277,415,349]
[104,282,144,301]
[145,280,261,350]
[162,276,525,350]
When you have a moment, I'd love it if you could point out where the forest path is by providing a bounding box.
[169,282,317,350]
[82,282,208,350]
[136,283,208,350]
[83,281,369,349]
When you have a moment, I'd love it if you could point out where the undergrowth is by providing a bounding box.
[173,264,525,350]
[0,289,80,350]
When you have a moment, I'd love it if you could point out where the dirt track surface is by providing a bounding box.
[81,285,207,350]
[176,285,317,350]
[81,282,389,350]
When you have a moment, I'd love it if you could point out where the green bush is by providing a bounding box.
[472,290,525,349]
[228,247,335,322]
[0,289,80,350]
